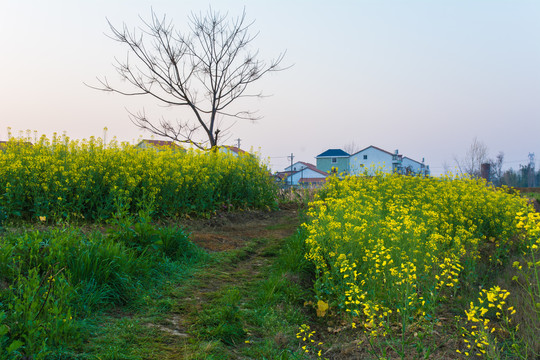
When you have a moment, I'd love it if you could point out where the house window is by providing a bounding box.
[331,158,337,163]
[363,155,368,160]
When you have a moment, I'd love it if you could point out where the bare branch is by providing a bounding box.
[454,137,489,177]
[89,8,286,148]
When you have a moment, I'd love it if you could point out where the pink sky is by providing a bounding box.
[1,1,539,174]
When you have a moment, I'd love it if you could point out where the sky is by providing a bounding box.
[1,1,539,175]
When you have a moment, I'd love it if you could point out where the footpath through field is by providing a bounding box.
[151,208,302,359]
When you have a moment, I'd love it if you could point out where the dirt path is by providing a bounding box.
[186,208,300,252]
[152,208,301,358]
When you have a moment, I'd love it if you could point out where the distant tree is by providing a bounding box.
[500,166,538,188]
[90,8,286,149]
[343,141,361,155]
[490,151,504,186]
[454,137,489,177]
[501,168,520,187]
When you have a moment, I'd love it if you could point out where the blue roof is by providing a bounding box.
[316,149,350,158]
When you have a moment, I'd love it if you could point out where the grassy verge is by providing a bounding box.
[1,209,313,359]
[0,215,207,359]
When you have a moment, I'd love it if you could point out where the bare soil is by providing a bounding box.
[181,208,299,252]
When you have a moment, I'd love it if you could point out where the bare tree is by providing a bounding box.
[454,137,489,177]
[490,151,504,185]
[343,140,361,155]
[89,8,286,149]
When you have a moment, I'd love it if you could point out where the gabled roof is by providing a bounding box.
[402,156,424,166]
[351,145,396,157]
[286,161,315,171]
[316,149,350,158]
[288,162,328,177]
[301,162,330,177]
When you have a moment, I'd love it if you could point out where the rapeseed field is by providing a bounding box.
[302,173,539,358]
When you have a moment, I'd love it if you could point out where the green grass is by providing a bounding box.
[523,191,540,203]
[3,210,312,359]
[181,230,313,359]
[0,219,208,359]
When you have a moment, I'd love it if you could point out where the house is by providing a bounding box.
[284,161,310,173]
[317,145,430,176]
[349,146,403,175]
[315,149,350,174]
[402,156,430,176]
[218,145,248,157]
[136,139,184,152]
[277,161,329,187]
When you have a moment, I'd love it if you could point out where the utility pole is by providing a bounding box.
[287,153,294,187]
[528,153,535,187]
[235,138,241,149]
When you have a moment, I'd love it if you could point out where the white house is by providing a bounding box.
[349,146,402,175]
[218,145,248,157]
[278,161,328,186]
[341,145,430,176]
[284,161,310,172]
[402,156,430,176]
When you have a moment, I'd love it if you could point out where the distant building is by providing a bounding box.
[349,146,403,175]
[318,145,430,176]
[277,161,328,187]
[402,156,429,176]
[136,139,184,152]
[315,149,350,174]
[218,145,249,157]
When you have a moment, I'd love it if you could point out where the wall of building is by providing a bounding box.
[316,157,349,174]
[402,158,423,175]
[285,162,309,172]
[349,148,394,175]
[289,168,327,185]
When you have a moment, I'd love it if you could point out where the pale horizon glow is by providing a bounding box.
[1,1,539,175]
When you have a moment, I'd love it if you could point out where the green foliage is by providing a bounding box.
[0,310,24,360]
[0,203,5,232]
[108,198,196,261]
[522,191,540,203]
[0,134,278,222]
[0,218,206,357]
[275,227,313,276]
[1,265,78,359]
[196,287,248,345]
